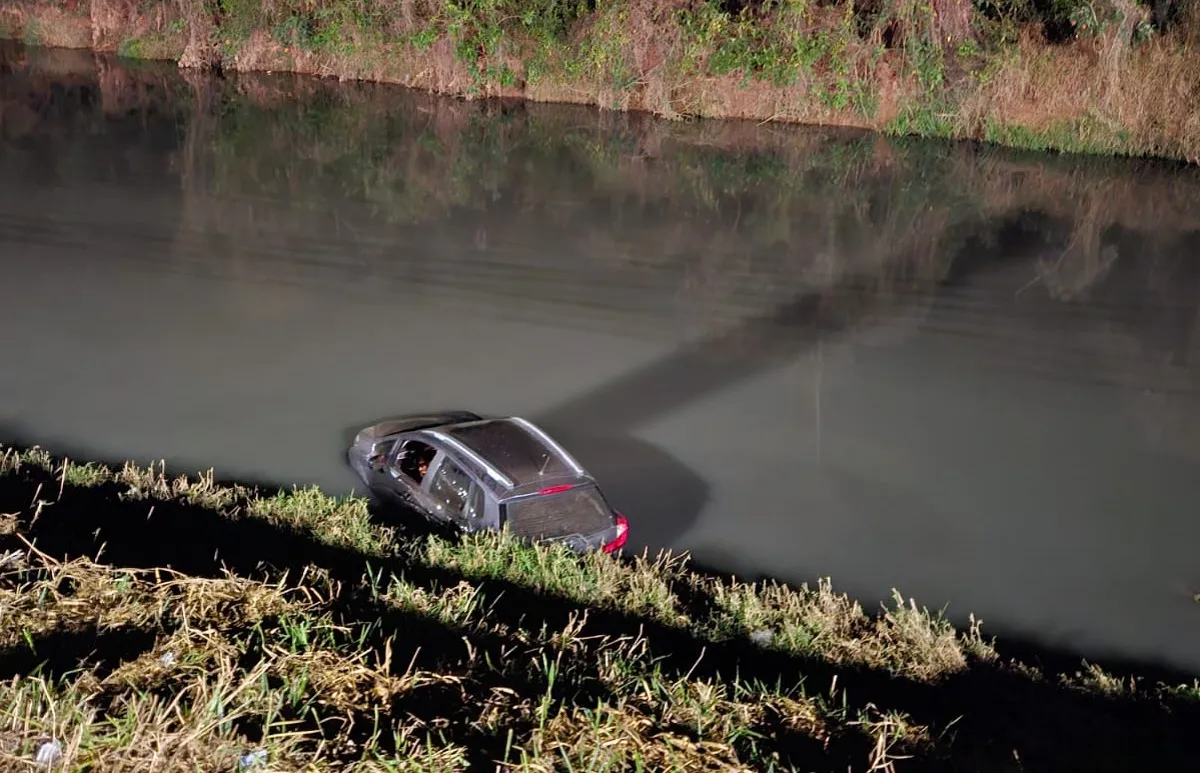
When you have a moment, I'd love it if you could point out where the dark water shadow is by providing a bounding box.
[1,445,1198,771]
[533,425,710,551]
[519,228,1043,554]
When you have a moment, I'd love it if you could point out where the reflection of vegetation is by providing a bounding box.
[190,66,1200,312]
[7,43,1200,314]
[3,445,1200,769]
[9,41,1200,329]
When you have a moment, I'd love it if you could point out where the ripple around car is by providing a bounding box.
[347,411,629,554]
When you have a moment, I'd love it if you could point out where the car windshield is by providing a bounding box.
[502,484,614,540]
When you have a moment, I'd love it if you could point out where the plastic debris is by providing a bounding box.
[158,651,176,667]
[749,629,773,646]
[35,739,62,768]
[238,749,268,770]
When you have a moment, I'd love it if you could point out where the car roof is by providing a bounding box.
[428,417,588,492]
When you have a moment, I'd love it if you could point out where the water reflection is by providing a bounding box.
[4,41,1200,675]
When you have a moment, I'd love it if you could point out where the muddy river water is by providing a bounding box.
[4,42,1200,674]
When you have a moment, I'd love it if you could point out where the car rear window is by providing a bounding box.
[502,485,614,540]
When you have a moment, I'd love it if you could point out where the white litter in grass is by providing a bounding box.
[239,749,268,770]
[35,739,63,768]
[749,629,773,646]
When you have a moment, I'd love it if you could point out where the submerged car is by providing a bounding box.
[347,411,629,554]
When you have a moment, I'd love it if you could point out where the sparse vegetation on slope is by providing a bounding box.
[1,444,1198,771]
[3,0,1200,162]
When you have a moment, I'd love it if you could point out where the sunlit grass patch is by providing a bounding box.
[0,446,393,556]
[520,696,759,772]
[421,530,688,624]
[0,549,472,770]
[848,705,933,772]
[0,659,318,771]
[248,485,390,555]
[100,626,241,691]
[381,576,492,630]
[507,625,772,770]
[0,446,52,472]
[62,461,109,488]
[699,575,994,682]
[113,463,241,511]
[0,447,246,512]
[248,612,464,717]
[515,665,931,772]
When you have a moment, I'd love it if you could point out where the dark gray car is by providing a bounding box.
[347,412,630,554]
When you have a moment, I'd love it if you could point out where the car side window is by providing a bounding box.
[463,484,485,522]
[391,439,435,483]
[427,455,473,516]
[368,440,395,465]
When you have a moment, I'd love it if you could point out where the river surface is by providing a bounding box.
[4,42,1200,675]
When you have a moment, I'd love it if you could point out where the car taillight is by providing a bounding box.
[537,484,575,495]
[602,512,628,554]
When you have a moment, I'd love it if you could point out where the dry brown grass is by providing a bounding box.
[703,577,993,682]
[958,27,1200,161]
[526,687,762,771]
[0,548,297,646]
[176,0,217,69]
[0,517,910,770]
[0,2,92,48]
[88,0,139,48]
[0,543,468,770]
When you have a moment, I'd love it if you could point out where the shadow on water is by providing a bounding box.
[336,223,1042,553]
[524,426,710,551]
[1,440,1199,771]
[521,223,1054,551]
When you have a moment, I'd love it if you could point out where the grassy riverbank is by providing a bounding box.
[0,443,1198,770]
[2,0,1200,163]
